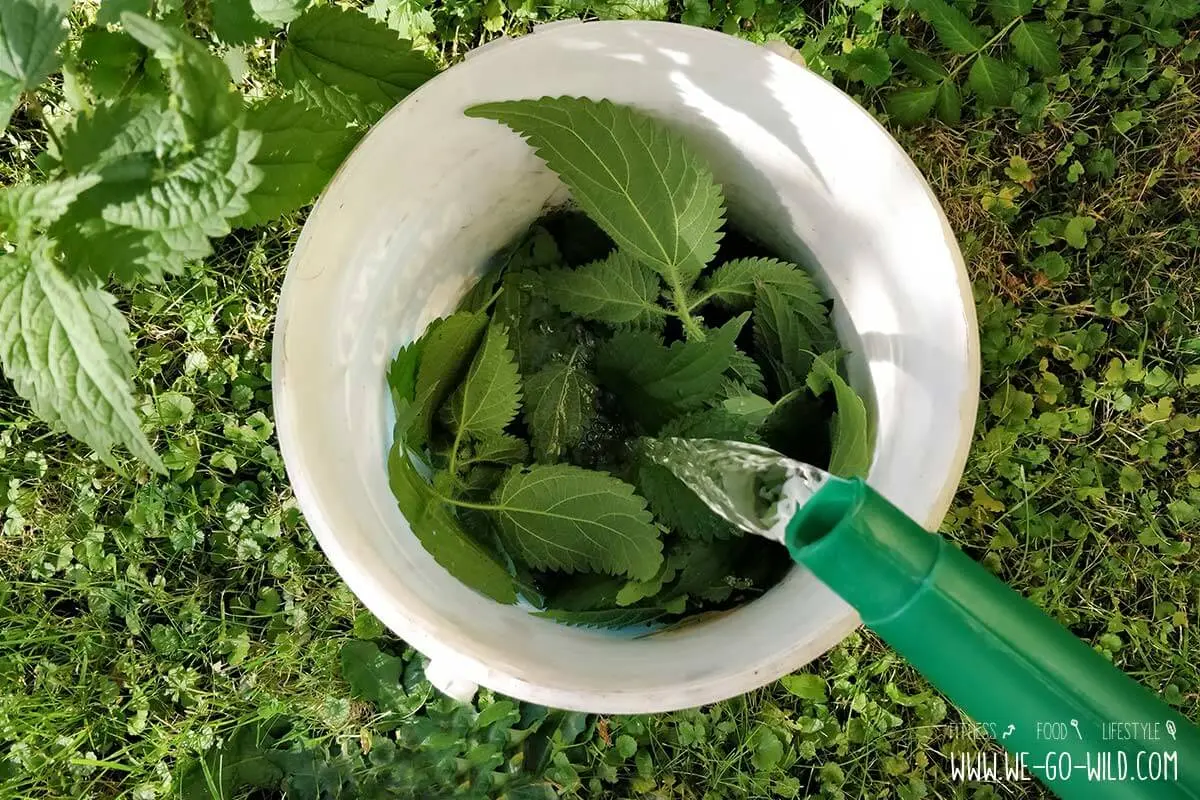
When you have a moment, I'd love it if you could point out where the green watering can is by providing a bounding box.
[781,474,1200,799]
[646,438,1200,799]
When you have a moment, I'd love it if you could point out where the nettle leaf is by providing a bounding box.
[719,378,755,399]
[277,6,438,125]
[700,258,826,325]
[237,95,359,227]
[54,121,262,283]
[911,0,986,54]
[459,226,562,315]
[885,85,939,125]
[121,13,243,140]
[637,463,736,541]
[409,311,488,445]
[0,174,100,240]
[0,240,162,471]
[387,337,423,434]
[727,348,767,394]
[1011,22,1062,75]
[456,263,504,314]
[534,607,664,630]
[388,441,517,603]
[754,284,826,393]
[51,19,262,285]
[968,55,1018,107]
[660,407,760,442]
[492,464,663,580]
[460,464,506,494]
[251,0,308,26]
[540,250,663,326]
[463,435,529,467]
[0,0,69,132]
[447,324,523,441]
[761,388,831,466]
[523,351,597,462]
[805,350,845,395]
[54,94,176,174]
[662,537,738,602]
[808,358,871,478]
[544,572,624,611]
[989,0,1033,24]
[597,313,749,430]
[467,97,725,293]
[722,393,774,427]
[102,128,260,245]
[493,272,573,376]
[75,29,146,100]
[616,557,680,607]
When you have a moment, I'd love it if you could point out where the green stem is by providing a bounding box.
[420,454,497,511]
[671,284,706,341]
[687,289,716,312]
[447,441,463,478]
[435,492,498,513]
[946,18,1021,81]
[447,416,467,478]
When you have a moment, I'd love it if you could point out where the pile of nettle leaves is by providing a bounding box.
[387,97,871,625]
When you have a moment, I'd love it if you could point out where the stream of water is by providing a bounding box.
[638,438,832,543]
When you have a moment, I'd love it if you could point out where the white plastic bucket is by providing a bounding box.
[272,20,980,713]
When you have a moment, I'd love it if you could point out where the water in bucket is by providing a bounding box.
[637,437,830,543]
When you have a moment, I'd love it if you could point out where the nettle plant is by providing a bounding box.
[0,3,434,470]
[387,97,871,626]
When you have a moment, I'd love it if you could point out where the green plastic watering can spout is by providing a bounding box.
[786,476,1200,799]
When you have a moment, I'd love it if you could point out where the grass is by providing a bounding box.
[1,0,1198,798]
